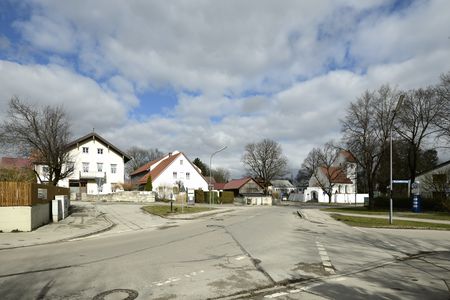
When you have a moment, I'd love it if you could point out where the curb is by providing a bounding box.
[143,208,235,220]
[0,214,115,251]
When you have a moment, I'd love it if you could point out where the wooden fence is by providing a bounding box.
[0,182,69,206]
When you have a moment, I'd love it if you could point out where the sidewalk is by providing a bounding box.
[0,202,240,250]
[0,202,113,250]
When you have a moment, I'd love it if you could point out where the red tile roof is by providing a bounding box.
[340,150,356,163]
[214,182,226,190]
[137,153,181,185]
[223,177,253,190]
[130,157,160,176]
[0,157,32,169]
[320,166,352,184]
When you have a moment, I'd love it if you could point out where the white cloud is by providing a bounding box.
[1,0,449,177]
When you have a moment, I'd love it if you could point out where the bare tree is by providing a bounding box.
[126,147,164,174]
[0,97,74,185]
[341,86,399,208]
[301,143,341,203]
[211,167,231,183]
[242,139,288,192]
[435,72,450,145]
[395,87,447,184]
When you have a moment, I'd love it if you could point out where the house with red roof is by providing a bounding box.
[214,177,264,197]
[130,151,208,199]
[304,150,360,203]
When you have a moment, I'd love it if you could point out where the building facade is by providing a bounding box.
[35,132,130,197]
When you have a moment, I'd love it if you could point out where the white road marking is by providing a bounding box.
[316,240,335,275]
[235,256,246,261]
[265,292,289,298]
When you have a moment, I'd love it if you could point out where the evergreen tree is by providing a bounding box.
[145,175,153,191]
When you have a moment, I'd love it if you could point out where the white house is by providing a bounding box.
[304,150,366,203]
[415,160,450,198]
[130,151,208,198]
[35,132,130,197]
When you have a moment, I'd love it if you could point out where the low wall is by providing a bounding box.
[0,203,50,232]
[245,196,272,206]
[83,191,156,202]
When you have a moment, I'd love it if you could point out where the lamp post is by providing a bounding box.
[209,146,227,207]
[389,94,405,224]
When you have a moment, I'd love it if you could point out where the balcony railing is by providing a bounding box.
[79,171,106,180]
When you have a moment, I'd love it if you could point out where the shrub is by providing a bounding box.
[144,175,153,191]
[220,191,234,204]
[195,189,205,203]
[122,182,135,191]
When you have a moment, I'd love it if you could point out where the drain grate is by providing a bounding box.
[92,289,138,300]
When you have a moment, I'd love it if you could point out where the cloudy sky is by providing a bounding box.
[1,0,449,177]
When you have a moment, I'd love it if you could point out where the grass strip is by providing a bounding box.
[330,213,450,230]
[323,207,450,221]
[142,204,214,217]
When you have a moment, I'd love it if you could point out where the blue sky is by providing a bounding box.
[1,0,449,177]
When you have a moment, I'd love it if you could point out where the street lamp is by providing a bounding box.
[389,94,405,224]
[209,146,227,207]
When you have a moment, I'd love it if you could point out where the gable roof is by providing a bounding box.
[416,160,450,177]
[137,153,181,185]
[0,157,32,169]
[222,177,262,190]
[66,132,131,163]
[270,180,295,188]
[339,150,356,163]
[320,166,353,184]
[214,182,227,190]
[129,157,161,176]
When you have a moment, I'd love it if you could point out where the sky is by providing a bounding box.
[0,0,449,178]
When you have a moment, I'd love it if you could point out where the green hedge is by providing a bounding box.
[220,191,234,204]
[195,190,205,203]
[373,197,442,211]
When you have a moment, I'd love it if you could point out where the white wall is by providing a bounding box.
[36,138,126,194]
[304,187,367,204]
[153,153,208,198]
[0,203,49,232]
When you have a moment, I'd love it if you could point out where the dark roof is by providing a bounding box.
[0,157,32,169]
[66,132,131,162]
[416,160,450,177]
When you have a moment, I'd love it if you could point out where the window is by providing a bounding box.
[42,166,49,175]
[111,164,117,174]
[173,172,177,179]
[97,148,103,154]
[82,162,89,173]
[180,159,183,165]
[82,147,89,153]
[186,172,190,180]
[97,163,103,172]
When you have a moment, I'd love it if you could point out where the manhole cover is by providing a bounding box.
[93,289,138,300]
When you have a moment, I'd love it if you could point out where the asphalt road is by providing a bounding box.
[0,206,449,299]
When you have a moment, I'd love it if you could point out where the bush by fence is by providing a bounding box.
[373,196,444,211]
[0,181,69,206]
[195,190,235,204]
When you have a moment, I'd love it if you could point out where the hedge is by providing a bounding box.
[373,197,443,211]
